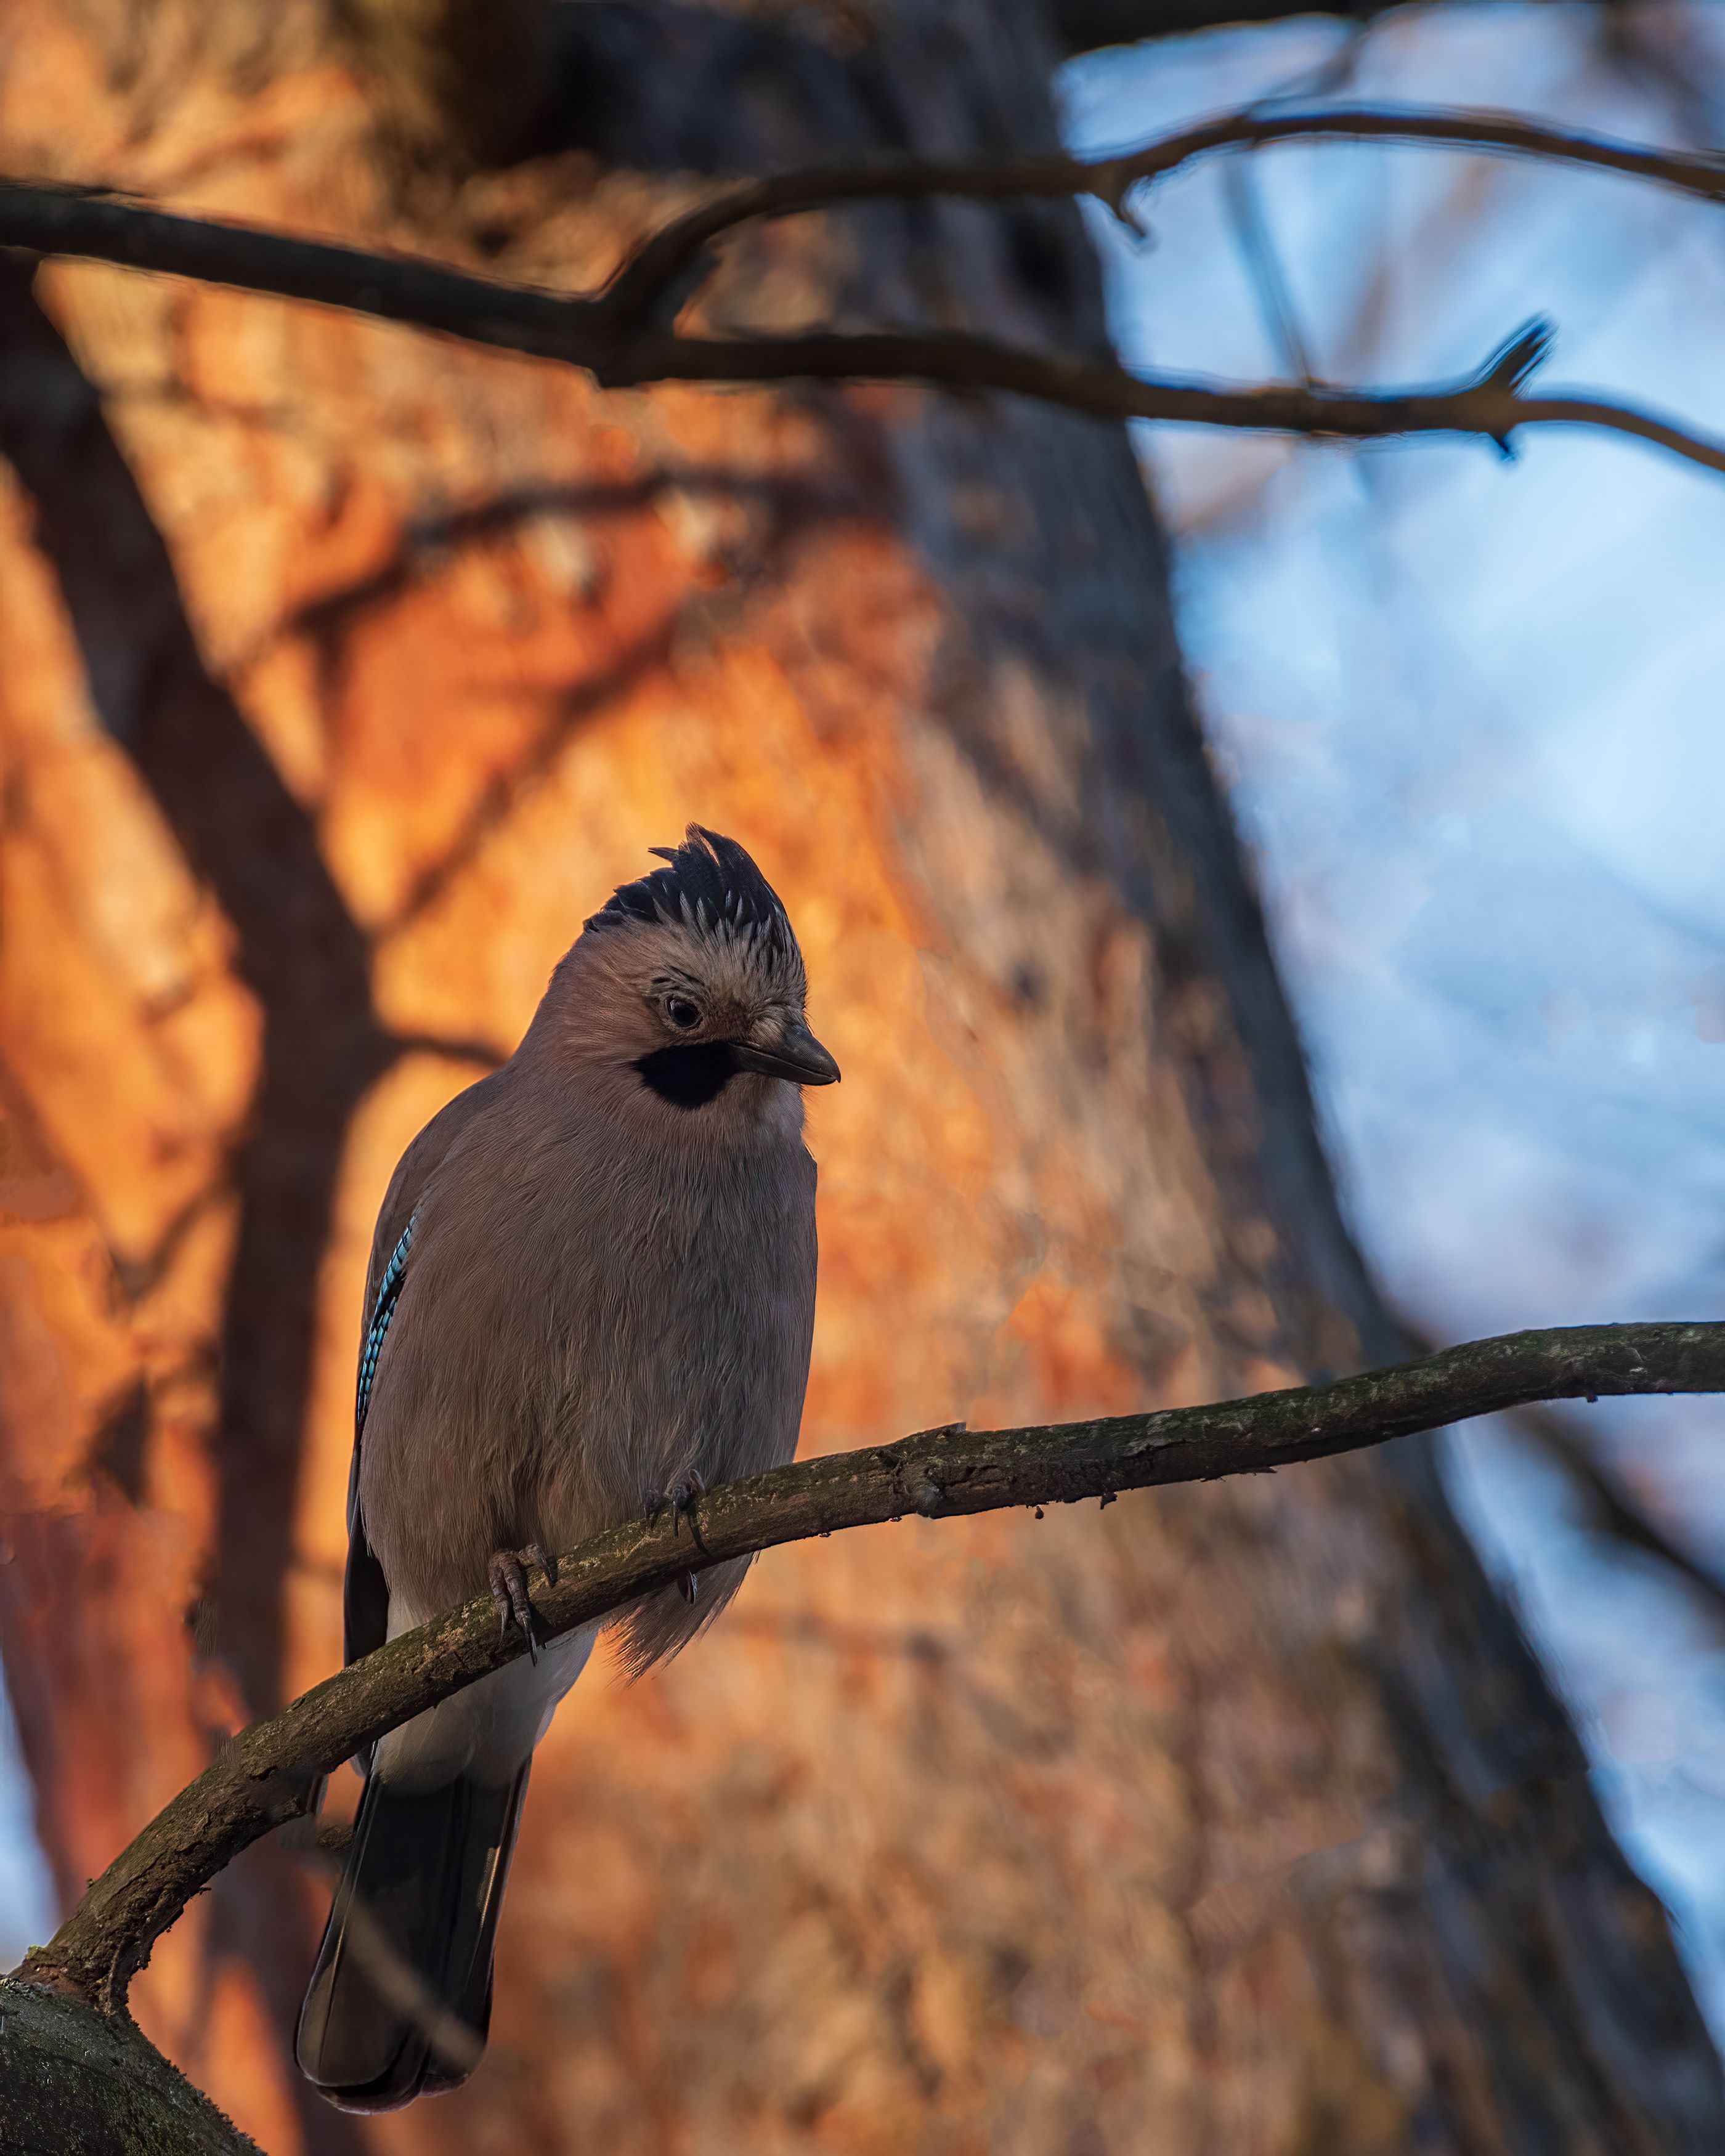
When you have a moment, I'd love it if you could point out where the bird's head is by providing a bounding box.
[542,825,839,1117]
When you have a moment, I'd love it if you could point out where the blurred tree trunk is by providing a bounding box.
[0,2,1719,2151]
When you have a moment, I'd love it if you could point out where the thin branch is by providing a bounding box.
[17,1318,1725,2016]
[1223,152,1318,386]
[1050,0,1413,54]
[381,1031,507,1070]
[6,100,1725,477]
[1515,1400,1725,1627]
[607,325,1725,477]
[598,104,1725,326]
[1400,1316,1725,1627]
[0,180,619,369]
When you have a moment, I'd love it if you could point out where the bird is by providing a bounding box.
[294,824,839,2111]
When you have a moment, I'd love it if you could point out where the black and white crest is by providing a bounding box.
[586,825,797,965]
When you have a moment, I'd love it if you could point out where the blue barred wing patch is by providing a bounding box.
[356,1214,416,1442]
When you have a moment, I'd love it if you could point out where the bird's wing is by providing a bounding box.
[343,1071,505,1668]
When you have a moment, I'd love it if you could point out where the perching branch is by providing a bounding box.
[7,101,1725,474]
[17,1319,1725,2019]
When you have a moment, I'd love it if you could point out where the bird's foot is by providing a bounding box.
[645,1469,707,1545]
[488,1542,558,1666]
[646,1472,708,1603]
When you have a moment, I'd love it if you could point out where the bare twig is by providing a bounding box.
[597,103,1725,325]
[7,99,1725,476]
[0,180,620,368]
[606,323,1725,476]
[1400,1318,1725,1627]
[1516,1400,1725,1627]
[1223,153,1317,386]
[15,1318,1725,2017]
[1050,0,1415,53]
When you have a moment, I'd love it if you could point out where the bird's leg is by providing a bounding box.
[645,1470,707,1603]
[487,1542,558,1666]
[644,1468,707,1539]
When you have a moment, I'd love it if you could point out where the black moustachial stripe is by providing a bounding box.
[635,1042,741,1108]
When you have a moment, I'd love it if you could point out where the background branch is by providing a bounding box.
[0,181,618,368]
[1401,1323,1725,1628]
[1516,1400,1725,1625]
[8,98,1725,477]
[1052,0,1400,52]
[600,104,1725,325]
[16,1318,1725,2020]
[607,323,1725,476]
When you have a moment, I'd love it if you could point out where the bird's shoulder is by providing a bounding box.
[362,1066,513,1318]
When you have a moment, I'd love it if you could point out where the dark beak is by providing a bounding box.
[730,1022,841,1087]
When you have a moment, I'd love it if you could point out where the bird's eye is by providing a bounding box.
[665,995,702,1031]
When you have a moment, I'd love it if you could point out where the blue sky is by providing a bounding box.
[1062,0,1725,2041]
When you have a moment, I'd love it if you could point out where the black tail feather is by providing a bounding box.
[296,1764,529,2112]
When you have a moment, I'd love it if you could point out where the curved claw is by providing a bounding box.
[488,1544,556,1664]
[673,1470,708,1552]
[644,1470,708,1552]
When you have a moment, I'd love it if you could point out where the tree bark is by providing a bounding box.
[0,1980,258,2156]
[0,2,1718,2152]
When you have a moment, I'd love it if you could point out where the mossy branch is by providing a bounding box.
[0,1977,261,2154]
[15,1319,1725,2017]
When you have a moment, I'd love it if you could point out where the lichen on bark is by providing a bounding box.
[0,1979,260,2155]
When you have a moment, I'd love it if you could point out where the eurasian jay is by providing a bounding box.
[296,825,838,2110]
